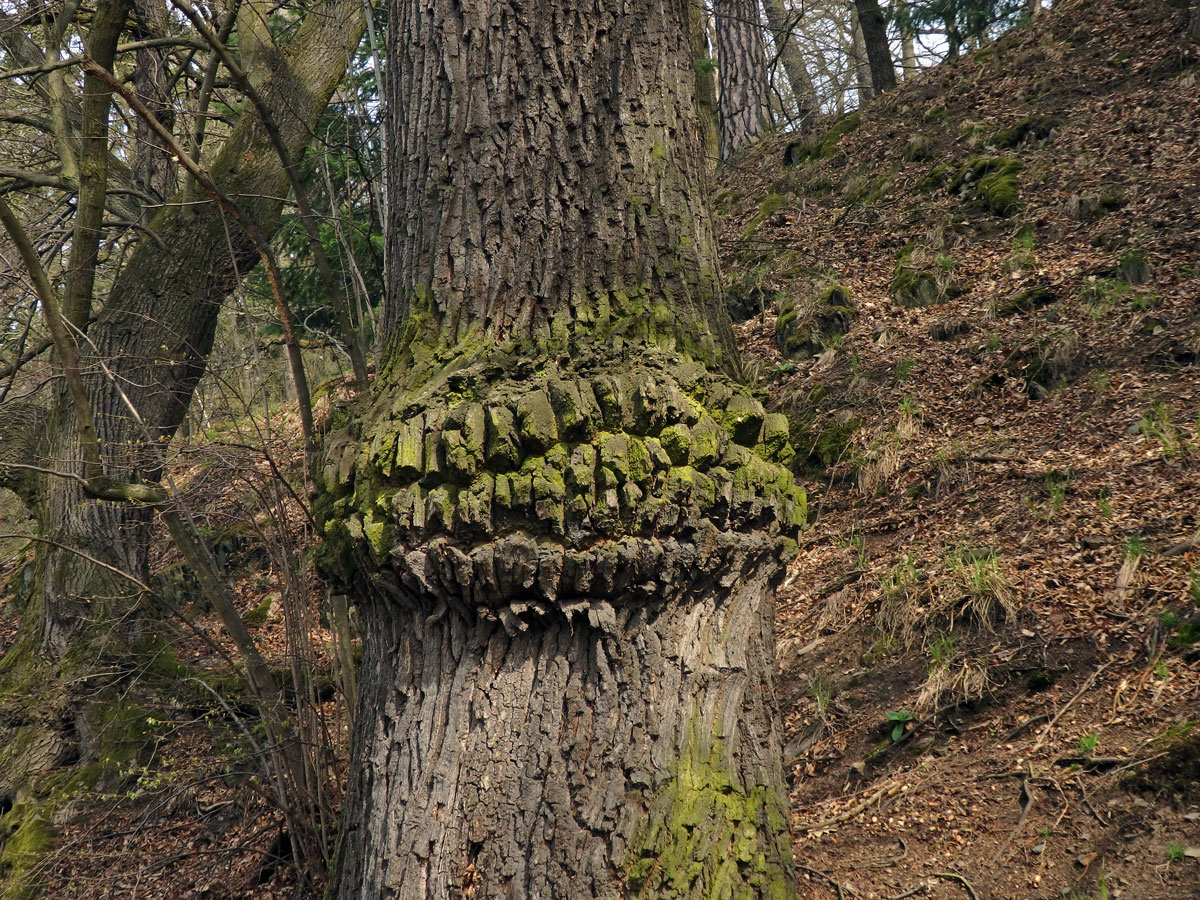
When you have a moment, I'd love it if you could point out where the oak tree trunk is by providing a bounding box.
[714,0,774,159]
[900,22,918,81]
[318,0,806,897]
[851,6,874,105]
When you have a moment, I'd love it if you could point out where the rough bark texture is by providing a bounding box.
[131,0,179,201]
[853,0,897,94]
[762,0,819,126]
[713,0,774,160]
[320,0,802,897]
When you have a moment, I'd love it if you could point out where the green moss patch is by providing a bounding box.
[775,283,857,358]
[891,244,962,308]
[947,155,1023,216]
[784,112,861,165]
[989,115,1057,149]
[622,718,793,899]
[0,802,55,900]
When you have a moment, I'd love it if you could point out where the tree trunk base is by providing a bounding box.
[321,346,805,898]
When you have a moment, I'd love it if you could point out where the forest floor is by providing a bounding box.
[715,1,1200,897]
[1,0,1198,898]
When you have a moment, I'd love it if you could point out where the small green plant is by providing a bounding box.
[1167,840,1185,861]
[935,252,957,270]
[1128,292,1159,312]
[895,359,917,382]
[835,529,870,569]
[1013,226,1036,251]
[1079,277,1130,320]
[1078,731,1100,755]
[1088,370,1110,393]
[1138,401,1187,457]
[1154,659,1170,679]
[1189,566,1200,603]
[810,678,833,719]
[948,545,1017,628]
[1026,471,1070,522]
[986,331,1001,351]
[1045,471,1069,515]
[876,553,927,639]
[929,634,955,668]
[1123,533,1150,559]
[1097,487,1112,518]
[1038,825,1053,841]
[886,709,916,741]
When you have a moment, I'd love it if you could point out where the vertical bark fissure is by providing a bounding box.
[690,2,720,166]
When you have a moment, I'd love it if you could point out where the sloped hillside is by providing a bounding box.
[718,1,1200,898]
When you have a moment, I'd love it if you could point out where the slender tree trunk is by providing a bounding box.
[945,6,963,59]
[132,0,178,200]
[1190,2,1200,42]
[900,20,918,80]
[854,0,897,94]
[320,0,806,896]
[691,1,720,166]
[714,0,774,159]
[762,0,819,126]
[851,5,874,105]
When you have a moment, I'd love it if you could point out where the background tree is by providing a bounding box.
[715,0,775,157]
[763,0,821,126]
[318,0,806,895]
[855,0,899,93]
[0,0,365,835]
[691,2,721,165]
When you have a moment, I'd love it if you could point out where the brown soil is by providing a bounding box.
[715,1,1200,897]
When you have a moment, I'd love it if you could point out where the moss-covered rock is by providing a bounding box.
[947,155,1023,216]
[989,115,1057,149]
[1117,249,1150,285]
[892,244,962,308]
[775,283,857,357]
[902,134,931,162]
[783,111,861,165]
[1000,285,1055,316]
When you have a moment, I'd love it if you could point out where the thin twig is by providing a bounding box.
[1031,661,1114,753]
[931,871,980,900]
[800,782,904,832]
